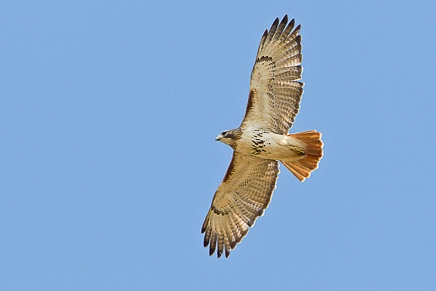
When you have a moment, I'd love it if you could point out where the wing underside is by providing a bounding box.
[242,15,304,134]
[201,153,279,257]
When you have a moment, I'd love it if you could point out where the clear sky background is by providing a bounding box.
[1,1,436,290]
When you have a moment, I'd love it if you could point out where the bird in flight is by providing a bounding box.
[201,15,323,258]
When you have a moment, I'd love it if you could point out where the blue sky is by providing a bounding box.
[1,0,436,290]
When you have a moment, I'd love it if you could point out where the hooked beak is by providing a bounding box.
[215,134,222,141]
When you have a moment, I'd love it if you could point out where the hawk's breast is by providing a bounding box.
[236,129,284,159]
[236,129,307,161]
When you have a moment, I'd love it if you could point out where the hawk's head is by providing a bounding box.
[216,128,241,148]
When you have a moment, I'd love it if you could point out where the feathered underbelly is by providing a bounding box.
[237,130,305,160]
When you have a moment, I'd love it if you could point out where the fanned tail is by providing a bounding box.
[281,130,323,181]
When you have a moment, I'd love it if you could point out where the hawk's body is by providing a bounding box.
[202,16,323,258]
[231,129,307,160]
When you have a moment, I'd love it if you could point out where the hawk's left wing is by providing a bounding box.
[241,15,304,134]
[201,153,279,257]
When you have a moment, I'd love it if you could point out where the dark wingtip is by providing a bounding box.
[268,17,280,35]
[295,34,302,43]
[262,29,268,38]
[273,17,280,26]
[209,245,215,256]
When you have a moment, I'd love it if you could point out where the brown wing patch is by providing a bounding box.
[222,156,236,183]
[242,89,256,124]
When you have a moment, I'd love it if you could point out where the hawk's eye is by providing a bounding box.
[222,131,228,136]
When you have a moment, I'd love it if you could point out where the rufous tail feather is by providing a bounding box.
[281,130,323,182]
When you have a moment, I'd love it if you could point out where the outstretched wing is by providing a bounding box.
[241,15,303,134]
[201,153,279,258]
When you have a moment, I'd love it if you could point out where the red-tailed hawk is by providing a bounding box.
[201,15,323,258]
